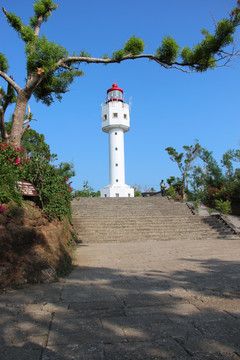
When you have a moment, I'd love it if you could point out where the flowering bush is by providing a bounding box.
[0,140,28,205]
[205,186,231,208]
[0,139,74,220]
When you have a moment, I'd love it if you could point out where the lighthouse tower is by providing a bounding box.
[100,83,134,198]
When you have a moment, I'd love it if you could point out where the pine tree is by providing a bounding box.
[0,0,240,146]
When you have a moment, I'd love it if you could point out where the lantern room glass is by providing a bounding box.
[108,90,123,101]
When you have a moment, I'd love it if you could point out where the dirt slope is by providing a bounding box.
[0,201,76,289]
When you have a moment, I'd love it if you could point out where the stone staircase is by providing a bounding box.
[71,197,237,244]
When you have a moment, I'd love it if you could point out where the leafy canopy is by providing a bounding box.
[0,53,9,72]
[112,35,145,61]
[156,36,180,64]
[30,0,58,27]
[180,18,237,71]
[1,0,240,111]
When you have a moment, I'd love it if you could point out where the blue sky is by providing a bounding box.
[1,0,240,192]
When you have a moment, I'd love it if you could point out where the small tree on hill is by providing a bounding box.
[165,141,201,198]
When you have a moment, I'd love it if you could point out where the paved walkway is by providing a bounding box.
[1,235,240,359]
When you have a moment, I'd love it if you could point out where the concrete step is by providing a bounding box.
[71,197,238,244]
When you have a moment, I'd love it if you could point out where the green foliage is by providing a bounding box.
[165,141,200,195]
[134,190,142,197]
[21,128,51,157]
[79,50,91,58]
[57,162,75,180]
[222,150,234,179]
[214,199,232,214]
[181,18,235,71]
[25,155,74,220]
[0,85,17,114]
[156,36,179,64]
[111,49,125,62]
[112,35,145,61]
[1,0,240,146]
[0,53,9,72]
[167,176,176,186]
[33,67,83,105]
[5,12,35,43]
[74,181,100,198]
[0,141,27,205]
[26,36,68,73]
[193,198,201,214]
[2,1,84,107]
[20,26,36,43]
[215,19,235,48]
[221,149,240,179]
[165,147,184,166]
[166,186,177,199]
[166,141,240,214]
[0,134,75,220]
[199,147,225,188]
[167,176,182,191]
[133,185,142,197]
[5,13,23,32]
[30,0,58,28]
[123,35,145,55]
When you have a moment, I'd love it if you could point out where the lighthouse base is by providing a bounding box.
[100,184,134,198]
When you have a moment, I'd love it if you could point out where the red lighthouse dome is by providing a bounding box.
[106,83,123,103]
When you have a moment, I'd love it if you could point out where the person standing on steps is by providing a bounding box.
[160,180,166,196]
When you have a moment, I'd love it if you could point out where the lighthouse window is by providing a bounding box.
[113,113,118,118]
[115,132,117,135]
[124,114,127,119]
[116,163,118,167]
[103,114,107,120]
[115,147,118,151]
[116,179,119,182]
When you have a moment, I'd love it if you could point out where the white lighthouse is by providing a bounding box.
[100,83,134,198]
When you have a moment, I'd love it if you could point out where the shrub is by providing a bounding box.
[0,139,74,220]
[166,186,176,199]
[24,154,74,220]
[214,199,232,214]
[0,140,28,205]
[205,186,231,207]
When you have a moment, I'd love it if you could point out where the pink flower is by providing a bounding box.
[0,205,4,213]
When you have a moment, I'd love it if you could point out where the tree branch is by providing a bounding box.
[2,7,7,16]
[22,105,37,125]
[57,54,194,73]
[0,71,21,93]
[21,124,30,138]
[58,49,240,73]
[0,110,9,141]
[34,8,53,37]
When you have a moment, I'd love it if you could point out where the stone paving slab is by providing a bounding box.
[0,237,240,359]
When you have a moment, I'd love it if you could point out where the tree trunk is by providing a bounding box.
[0,110,8,141]
[182,173,187,200]
[10,90,30,147]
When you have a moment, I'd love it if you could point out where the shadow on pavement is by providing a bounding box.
[0,256,240,359]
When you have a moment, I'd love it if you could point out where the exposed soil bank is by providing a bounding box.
[0,201,76,289]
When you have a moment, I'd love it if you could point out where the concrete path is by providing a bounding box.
[1,236,240,359]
